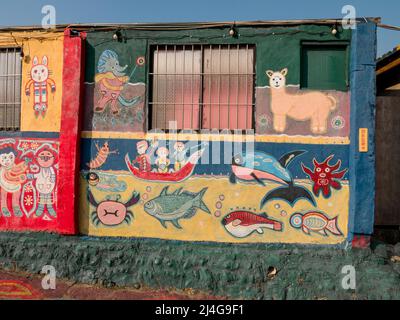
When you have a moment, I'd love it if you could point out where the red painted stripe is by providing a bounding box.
[56,29,86,234]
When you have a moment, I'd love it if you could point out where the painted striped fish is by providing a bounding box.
[290,211,342,236]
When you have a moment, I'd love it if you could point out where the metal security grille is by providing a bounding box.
[150,44,255,130]
[0,47,22,131]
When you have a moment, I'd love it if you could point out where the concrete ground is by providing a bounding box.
[0,269,224,300]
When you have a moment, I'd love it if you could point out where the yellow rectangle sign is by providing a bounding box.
[359,128,368,152]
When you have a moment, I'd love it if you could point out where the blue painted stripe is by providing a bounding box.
[80,137,350,179]
[0,131,60,139]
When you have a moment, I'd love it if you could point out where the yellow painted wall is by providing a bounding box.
[78,130,350,245]
[79,173,349,245]
[0,30,64,132]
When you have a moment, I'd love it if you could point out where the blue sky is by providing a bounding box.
[0,0,399,57]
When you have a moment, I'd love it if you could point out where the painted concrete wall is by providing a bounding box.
[0,22,376,244]
[78,23,375,245]
[0,30,73,233]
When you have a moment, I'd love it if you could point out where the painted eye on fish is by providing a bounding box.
[145,201,154,209]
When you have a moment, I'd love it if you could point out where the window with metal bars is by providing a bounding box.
[149,44,255,131]
[0,47,22,131]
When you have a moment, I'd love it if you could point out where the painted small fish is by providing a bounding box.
[222,211,282,238]
[144,186,210,229]
[290,211,343,236]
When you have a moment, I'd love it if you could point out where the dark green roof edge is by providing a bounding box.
[0,17,381,32]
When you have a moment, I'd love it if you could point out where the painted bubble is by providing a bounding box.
[215,202,223,210]
[219,195,225,201]
[280,210,287,217]
[214,211,221,217]
[146,186,152,193]
[142,194,148,200]
[274,204,281,209]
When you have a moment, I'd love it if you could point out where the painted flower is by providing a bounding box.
[30,142,40,150]
[331,116,345,130]
[24,195,33,206]
[24,184,33,192]
[257,114,271,129]
[136,56,146,66]
[21,142,30,150]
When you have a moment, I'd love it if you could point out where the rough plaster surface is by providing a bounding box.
[0,233,399,300]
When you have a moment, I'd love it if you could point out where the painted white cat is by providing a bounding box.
[25,56,56,118]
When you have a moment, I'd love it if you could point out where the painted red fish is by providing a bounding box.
[222,210,282,238]
[290,211,343,236]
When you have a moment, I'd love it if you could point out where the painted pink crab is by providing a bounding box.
[87,188,140,226]
[302,155,348,198]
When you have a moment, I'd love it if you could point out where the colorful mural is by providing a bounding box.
[0,138,59,223]
[20,32,64,132]
[87,141,118,170]
[289,211,343,237]
[125,140,205,183]
[25,56,56,118]
[84,49,146,132]
[144,186,211,229]
[0,22,378,246]
[230,150,315,207]
[88,188,140,227]
[255,68,350,137]
[222,210,282,238]
[302,155,348,198]
[79,136,349,245]
[0,29,72,233]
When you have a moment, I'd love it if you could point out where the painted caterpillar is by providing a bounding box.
[87,142,118,169]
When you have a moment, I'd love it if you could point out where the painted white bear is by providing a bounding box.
[266,68,337,134]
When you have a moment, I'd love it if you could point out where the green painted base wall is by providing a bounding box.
[0,233,399,299]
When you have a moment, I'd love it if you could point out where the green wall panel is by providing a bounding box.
[84,25,352,88]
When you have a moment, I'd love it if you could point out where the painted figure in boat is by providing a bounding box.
[155,147,171,173]
[172,142,188,172]
[131,140,158,172]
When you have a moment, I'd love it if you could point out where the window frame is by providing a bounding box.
[147,43,256,133]
[300,41,350,92]
[0,46,22,131]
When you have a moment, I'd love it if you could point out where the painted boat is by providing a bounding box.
[125,149,204,182]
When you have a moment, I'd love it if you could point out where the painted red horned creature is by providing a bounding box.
[302,155,348,198]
